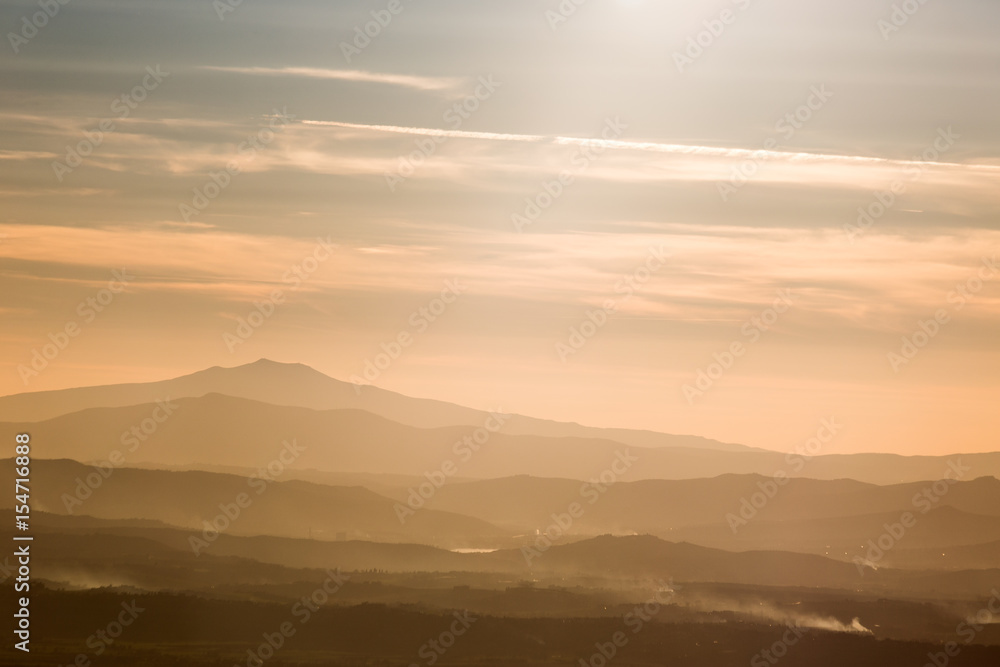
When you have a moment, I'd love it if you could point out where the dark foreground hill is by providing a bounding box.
[3,586,1000,667]
[12,510,1000,601]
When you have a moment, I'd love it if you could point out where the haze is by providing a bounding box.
[2,5,999,448]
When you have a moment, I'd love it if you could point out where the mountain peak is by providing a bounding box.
[203,358,331,381]
[248,358,304,368]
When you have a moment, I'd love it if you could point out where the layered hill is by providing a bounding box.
[404,473,1000,529]
[10,511,1000,600]
[7,459,1000,569]
[3,393,1000,484]
[0,458,506,548]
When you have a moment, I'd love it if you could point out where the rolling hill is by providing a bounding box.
[3,393,1000,484]
[0,458,507,548]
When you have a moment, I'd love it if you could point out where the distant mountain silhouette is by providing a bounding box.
[0,358,753,451]
[0,458,507,548]
[8,458,1000,572]
[408,473,1000,531]
[3,392,999,484]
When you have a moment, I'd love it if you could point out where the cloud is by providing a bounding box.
[304,119,550,143]
[302,119,1000,174]
[2,222,997,332]
[0,187,107,197]
[0,149,58,160]
[199,66,462,92]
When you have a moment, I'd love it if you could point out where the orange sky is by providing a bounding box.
[1,0,998,455]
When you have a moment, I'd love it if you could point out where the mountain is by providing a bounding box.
[667,505,1000,565]
[0,358,752,451]
[0,458,507,548]
[4,393,999,484]
[18,510,475,576]
[398,474,1000,567]
[401,473,1000,530]
[10,456,1000,572]
[888,539,1000,571]
[0,393,692,480]
[14,511,1000,600]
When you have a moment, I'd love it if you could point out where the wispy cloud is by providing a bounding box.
[0,187,107,197]
[302,119,1000,174]
[0,149,58,160]
[303,119,549,143]
[3,222,997,327]
[199,66,461,92]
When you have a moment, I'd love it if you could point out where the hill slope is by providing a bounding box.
[0,458,507,548]
[3,393,1000,484]
[0,358,752,451]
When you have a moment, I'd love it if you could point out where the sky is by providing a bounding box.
[1,0,998,455]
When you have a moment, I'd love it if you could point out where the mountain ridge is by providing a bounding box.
[0,358,758,452]
[3,392,999,485]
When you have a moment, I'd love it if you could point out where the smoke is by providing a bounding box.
[681,593,872,634]
[39,567,141,591]
[797,614,873,634]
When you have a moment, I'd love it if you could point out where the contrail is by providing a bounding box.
[301,119,1000,172]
